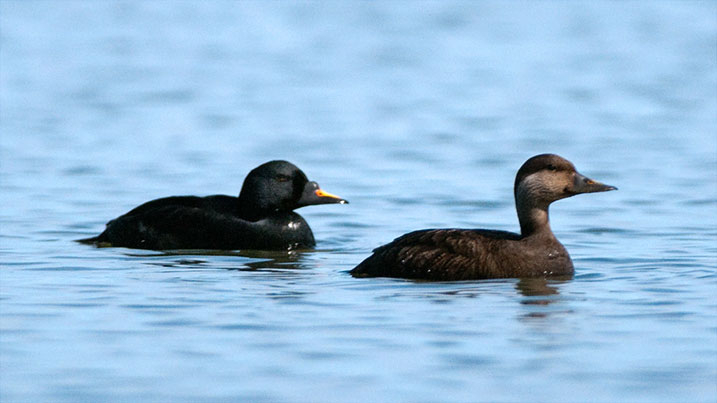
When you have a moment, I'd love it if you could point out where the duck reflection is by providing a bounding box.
[236,249,308,271]
[128,249,311,271]
[516,277,569,305]
[515,277,572,321]
[397,276,570,305]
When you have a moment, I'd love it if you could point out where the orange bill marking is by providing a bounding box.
[315,189,343,200]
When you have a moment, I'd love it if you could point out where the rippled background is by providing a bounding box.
[1,2,716,402]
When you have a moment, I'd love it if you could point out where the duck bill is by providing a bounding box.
[297,181,348,207]
[571,172,618,194]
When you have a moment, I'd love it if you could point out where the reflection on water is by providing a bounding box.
[127,248,313,271]
[236,249,309,271]
[516,277,565,305]
[516,278,571,321]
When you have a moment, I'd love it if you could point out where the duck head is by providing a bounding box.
[514,154,616,235]
[239,160,347,220]
[515,154,616,205]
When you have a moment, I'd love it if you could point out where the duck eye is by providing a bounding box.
[276,175,291,182]
[547,164,558,172]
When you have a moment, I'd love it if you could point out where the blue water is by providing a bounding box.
[1,2,716,402]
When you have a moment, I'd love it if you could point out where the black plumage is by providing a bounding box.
[78,160,347,250]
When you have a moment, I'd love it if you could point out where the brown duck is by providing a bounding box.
[350,154,617,280]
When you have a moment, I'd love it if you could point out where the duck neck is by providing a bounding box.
[516,198,553,238]
[237,198,271,222]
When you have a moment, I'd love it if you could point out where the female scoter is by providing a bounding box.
[79,160,347,250]
[350,154,616,280]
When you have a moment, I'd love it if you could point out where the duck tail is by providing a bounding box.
[76,236,100,244]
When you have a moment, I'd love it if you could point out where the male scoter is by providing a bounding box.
[79,160,347,250]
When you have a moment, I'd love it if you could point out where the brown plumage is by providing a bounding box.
[350,154,617,280]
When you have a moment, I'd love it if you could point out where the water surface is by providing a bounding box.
[1,2,716,402]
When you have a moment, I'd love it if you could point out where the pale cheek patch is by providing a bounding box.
[516,172,568,203]
[517,172,548,197]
